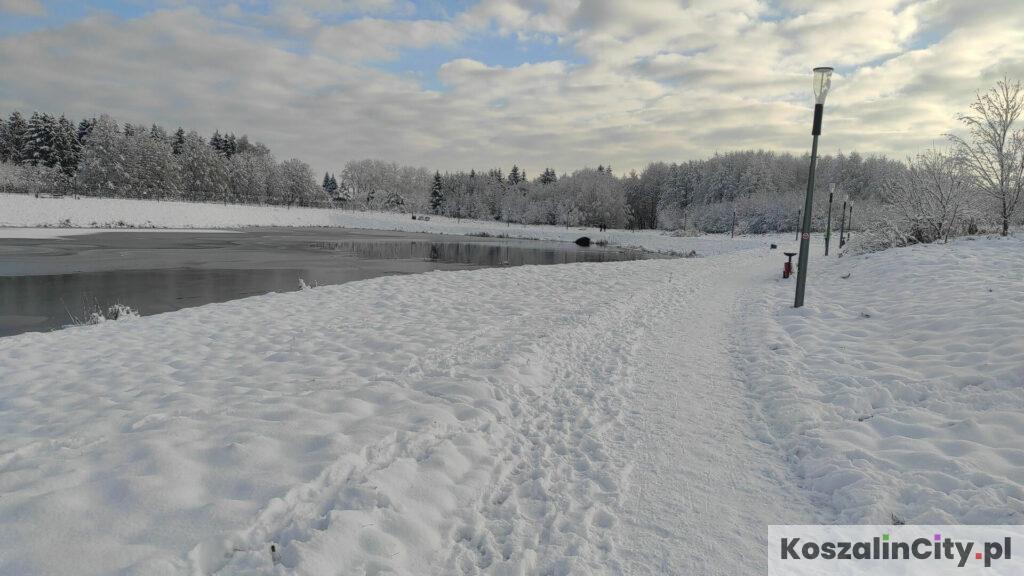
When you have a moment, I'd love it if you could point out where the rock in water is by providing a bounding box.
[575,236,591,246]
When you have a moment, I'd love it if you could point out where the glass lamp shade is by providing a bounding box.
[813,67,834,105]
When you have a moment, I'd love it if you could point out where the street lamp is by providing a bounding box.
[794,66,833,308]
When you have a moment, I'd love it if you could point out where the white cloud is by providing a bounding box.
[1,0,1023,175]
[0,0,46,16]
[313,17,463,61]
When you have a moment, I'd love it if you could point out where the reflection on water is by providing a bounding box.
[1,230,655,337]
[2,268,302,332]
[307,239,639,266]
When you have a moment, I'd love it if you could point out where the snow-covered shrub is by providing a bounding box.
[853,149,974,254]
[689,202,735,233]
[0,161,69,195]
[72,303,140,326]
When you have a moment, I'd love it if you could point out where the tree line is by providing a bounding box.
[0,112,325,206]
[332,152,897,233]
[2,77,1021,245]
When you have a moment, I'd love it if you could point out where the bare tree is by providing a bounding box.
[882,149,972,244]
[948,77,1024,236]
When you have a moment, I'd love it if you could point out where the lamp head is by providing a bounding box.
[813,67,834,105]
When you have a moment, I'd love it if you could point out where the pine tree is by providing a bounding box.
[53,115,81,175]
[508,165,520,185]
[0,116,7,163]
[24,112,57,167]
[225,133,237,157]
[328,174,338,193]
[236,134,251,154]
[77,118,97,144]
[150,124,169,142]
[323,171,331,191]
[430,170,444,213]
[210,131,224,155]
[5,112,29,163]
[172,128,186,155]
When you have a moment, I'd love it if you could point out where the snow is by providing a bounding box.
[0,193,770,256]
[0,227,236,239]
[1,256,730,575]
[618,249,820,574]
[0,203,1021,574]
[745,235,1024,526]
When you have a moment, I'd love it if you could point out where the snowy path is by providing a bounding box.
[618,252,820,574]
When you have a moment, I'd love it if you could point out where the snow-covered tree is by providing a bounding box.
[77,118,97,144]
[277,158,320,206]
[430,171,444,213]
[209,131,225,155]
[948,77,1024,236]
[171,128,186,155]
[77,115,131,196]
[0,116,10,163]
[559,167,631,228]
[52,115,81,175]
[177,130,229,202]
[876,149,972,244]
[23,112,57,167]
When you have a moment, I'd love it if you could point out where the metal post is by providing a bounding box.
[824,183,834,256]
[795,210,801,241]
[794,103,824,308]
[838,199,847,249]
[847,202,854,244]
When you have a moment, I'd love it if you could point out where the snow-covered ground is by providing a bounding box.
[747,235,1024,526]
[0,227,236,239]
[0,193,767,255]
[0,216,1021,574]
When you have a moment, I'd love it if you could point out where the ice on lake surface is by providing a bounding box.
[0,227,658,336]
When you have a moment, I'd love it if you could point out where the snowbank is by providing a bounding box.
[0,193,775,255]
[745,236,1024,525]
[0,227,236,239]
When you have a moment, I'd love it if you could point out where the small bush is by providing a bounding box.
[66,302,140,327]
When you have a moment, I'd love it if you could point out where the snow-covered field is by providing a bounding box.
[0,208,1021,573]
[0,193,766,255]
[747,236,1024,526]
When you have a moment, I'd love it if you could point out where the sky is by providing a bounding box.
[1,0,1023,176]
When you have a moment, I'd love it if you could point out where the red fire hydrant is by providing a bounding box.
[783,252,797,279]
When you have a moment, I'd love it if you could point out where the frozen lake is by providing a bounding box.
[0,227,657,337]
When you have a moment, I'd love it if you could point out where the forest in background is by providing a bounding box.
[2,77,1021,249]
[0,111,895,233]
